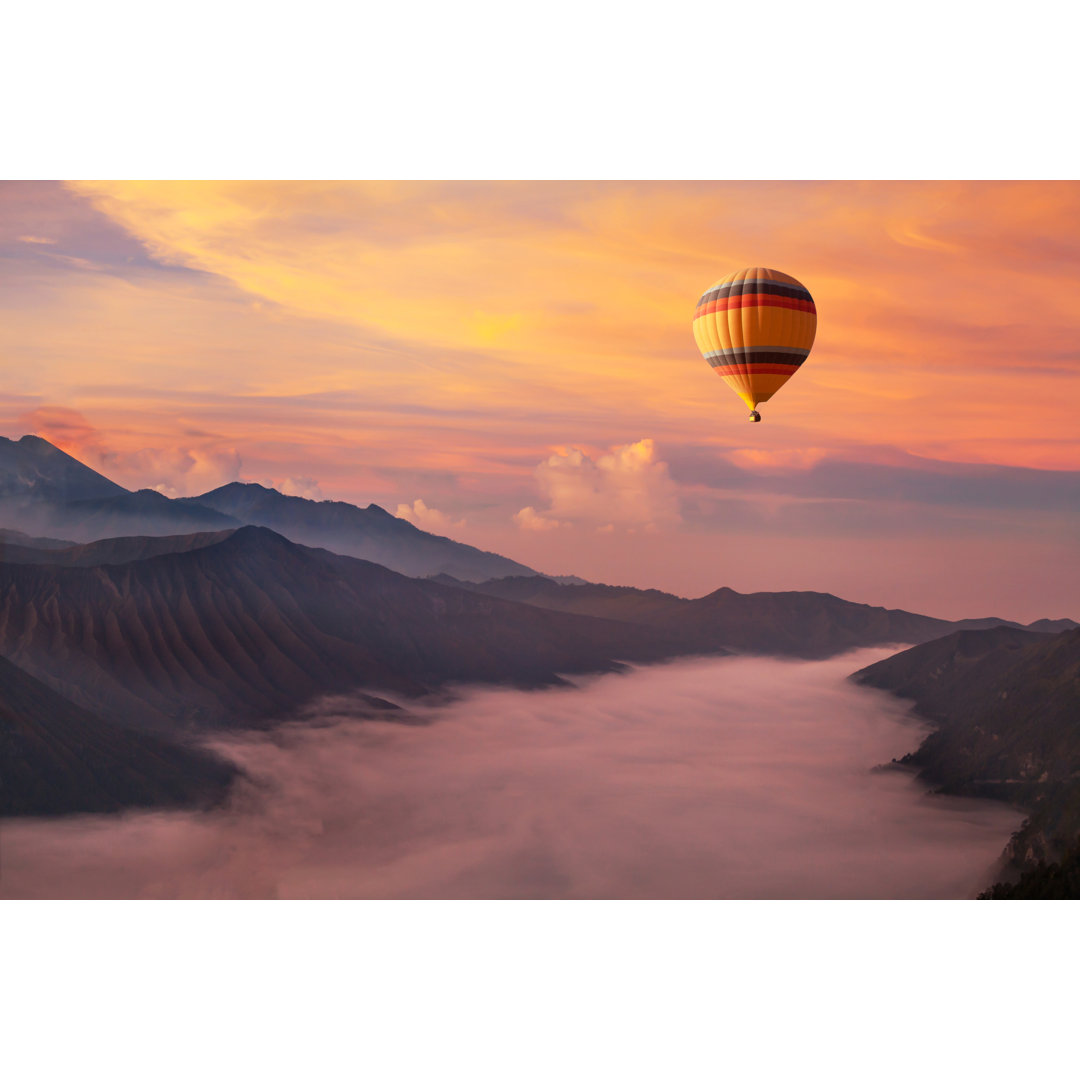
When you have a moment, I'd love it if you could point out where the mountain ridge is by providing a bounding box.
[450,574,1075,658]
[0,529,236,567]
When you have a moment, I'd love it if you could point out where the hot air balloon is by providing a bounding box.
[692,267,816,422]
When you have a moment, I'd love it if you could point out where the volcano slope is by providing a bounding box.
[0,653,236,817]
[0,526,712,734]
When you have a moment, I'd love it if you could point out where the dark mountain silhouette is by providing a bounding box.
[184,482,539,582]
[0,526,708,734]
[853,627,1080,885]
[0,653,237,817]
[450,575,1066,658]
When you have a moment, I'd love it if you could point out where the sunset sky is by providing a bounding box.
[2,180,1078,620]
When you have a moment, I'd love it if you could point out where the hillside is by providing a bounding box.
[853,627,1080,883]
[979,841,1080,899]
[0,653,237,817]
[0,526,706,732]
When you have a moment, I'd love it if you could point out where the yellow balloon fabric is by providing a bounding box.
[692,267,817,412]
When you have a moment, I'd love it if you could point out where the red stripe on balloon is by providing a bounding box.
[694,294,816,317]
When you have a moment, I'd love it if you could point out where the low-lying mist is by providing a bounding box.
[0,650,1023,899]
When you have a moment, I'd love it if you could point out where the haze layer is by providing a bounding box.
[0,651,1023,899]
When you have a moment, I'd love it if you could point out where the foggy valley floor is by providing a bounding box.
[0,649,1024,900]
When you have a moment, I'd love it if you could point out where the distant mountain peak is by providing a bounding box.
[204,480,274,497]
[0,433,127,502]
[219,522,293,548]
[185,483,540,582]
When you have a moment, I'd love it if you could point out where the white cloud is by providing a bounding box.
[523,438,680,530]
[111,446,241,497]
[277,476,324,500]
[396,498,465,532]
[513,505,564,532]
[171,447,242,494]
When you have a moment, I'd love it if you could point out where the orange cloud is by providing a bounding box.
[18,404,241,497]
[513,506,564,532]
[3,181,1080,615]
[524,438,680,530]
[21,405,105,455]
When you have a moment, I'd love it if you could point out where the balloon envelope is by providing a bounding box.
[692,267,816,412]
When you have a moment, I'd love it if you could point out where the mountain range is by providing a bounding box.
[183,481,537,581]
[443,574,1072,658]
[0,435,538,581]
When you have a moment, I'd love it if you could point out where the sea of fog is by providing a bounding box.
[0,649,1023,899]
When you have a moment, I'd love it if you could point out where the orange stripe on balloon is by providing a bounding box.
[713,364,802,376]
